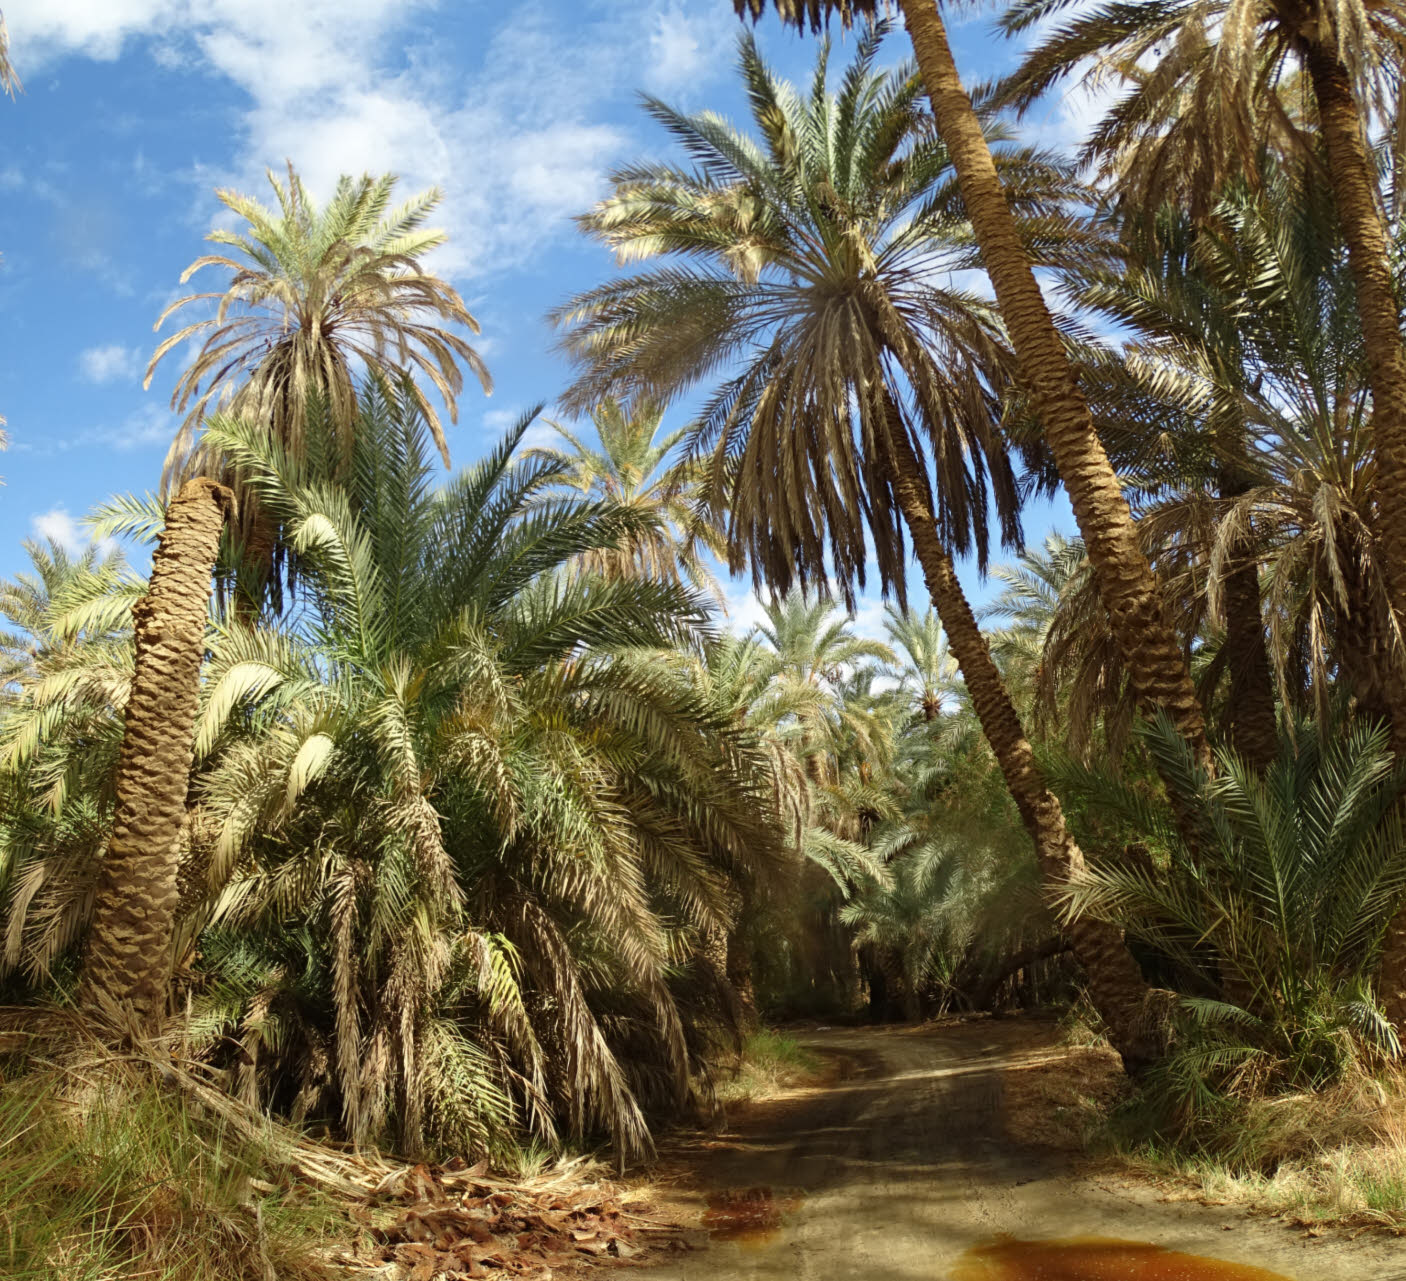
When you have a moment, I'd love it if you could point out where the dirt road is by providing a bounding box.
[638,1022,1403,1280]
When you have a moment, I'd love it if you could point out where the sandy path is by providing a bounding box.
[637,1022,1405,1281]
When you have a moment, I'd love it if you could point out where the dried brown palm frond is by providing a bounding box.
[732,0,882,29]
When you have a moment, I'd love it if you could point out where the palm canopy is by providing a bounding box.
[1050,177,1386,743]
[555,26,1078,607]
[525,398,725,594]
[750,591,896,776]
[147,164,490,488]
[184,384,786,1157]
[884,604,956,722]
[1,381,791,1160]
[997,0,1406,206]
[1054,715,1406,1114]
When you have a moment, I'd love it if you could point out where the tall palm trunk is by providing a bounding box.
[877,394,1158,1067]
[79,478,234,1032]
[1218,454,1278,772]
[895,0,1211,774]
[1302,41,1406,754]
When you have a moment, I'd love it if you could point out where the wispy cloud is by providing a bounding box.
[79,342,142,384]
[7,0,733,283]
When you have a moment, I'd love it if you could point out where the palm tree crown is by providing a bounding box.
[555,25,1050,606]
[525,398,725,594]
[147,164,491,487]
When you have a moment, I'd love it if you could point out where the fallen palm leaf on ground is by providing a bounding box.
[346,1160,689,1279]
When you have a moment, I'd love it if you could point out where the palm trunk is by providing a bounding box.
[727,926,760,1031]
[79,478,234,1032]
[895,0,1211,774]
[1217,464,1278,772]
[1303,41,1406,758]
[878,401,1158,1067]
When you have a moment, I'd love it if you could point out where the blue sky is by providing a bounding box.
[0,0,1091,636]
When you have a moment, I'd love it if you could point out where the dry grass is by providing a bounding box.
[993,1015,1129,1152]
[0,1056,347,1281]
[713,1029,824,1106]
[988,1012,1406,1232]
[1128,1074,1406,1230]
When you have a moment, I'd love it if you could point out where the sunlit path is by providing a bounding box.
[638,1024,1398,1281]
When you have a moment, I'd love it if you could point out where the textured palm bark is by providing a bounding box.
[726,927,760,1031]
[1222,558,1277,771]
[879,408,1159,1067]
[1218,461,1278,772]
[1303,42,1406,755]
[79,478,233,1031]
[895,0,1210,775]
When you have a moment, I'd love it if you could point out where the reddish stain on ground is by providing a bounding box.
[701,1187,801,1249]
[950,1238,1296,1280]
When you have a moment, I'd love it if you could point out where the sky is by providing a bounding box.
[0,0,1094,637]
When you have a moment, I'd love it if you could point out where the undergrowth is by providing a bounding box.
[1108,1067,1406,1228]
[715,1029,823,1104]
[0,1057,346,1281]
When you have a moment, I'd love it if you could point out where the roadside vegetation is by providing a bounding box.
[5,0,1406,1268]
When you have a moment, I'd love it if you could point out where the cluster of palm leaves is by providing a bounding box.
[0,383,793,1160]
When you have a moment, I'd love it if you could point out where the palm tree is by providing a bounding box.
[557,31,1157,1063]
[525,398,725,594]
[999,0,1406,721]
[731,0,1212,772]
[175,382,786,1157]
[77,479,234,1031]
[1057,179,1384,751]
[1055,715,1406,1127]
[146,165,490,606]
[752,593,895,782]
[0,542,142,988]
[885,604,956,723]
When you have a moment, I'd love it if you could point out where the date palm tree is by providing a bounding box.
[1052,178,1383,754]
[557,29,1158,1063]
[525,397,725,595]
[885,604,957,723]
[731,0,1212,772]
[178,382,786,1157]
[998,0,1406,726]
[146,165,490,608]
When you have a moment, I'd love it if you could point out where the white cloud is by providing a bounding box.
[721,581,775,634]
[31,507,84,552]
[644,3,736,96]
[103,403,177,451]
[79,342,142,384]
[8,0,726,282]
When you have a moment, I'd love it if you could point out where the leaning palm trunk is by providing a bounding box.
[79,478,233,1031]
[894,0,1211,774]
[1302,44,1406,751]
[877,391,1158,1066]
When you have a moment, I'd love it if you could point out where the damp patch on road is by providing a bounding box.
[701,1187,802,1249]
[950,1236,1297,1280]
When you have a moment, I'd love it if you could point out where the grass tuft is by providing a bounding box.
[0,1057,345,1281]
[1115,1069,1406,1228]
[715,1029,823,1105]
